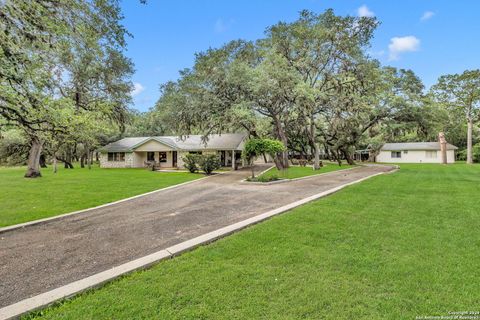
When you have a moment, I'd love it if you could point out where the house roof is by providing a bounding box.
[381,142,458,151]
[100,133,247,152]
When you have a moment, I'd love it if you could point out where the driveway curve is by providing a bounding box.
[0,164,394,307]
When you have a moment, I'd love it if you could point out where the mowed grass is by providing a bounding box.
[25,163,480,319]
[0,165,201,227]
[260,162,356,180]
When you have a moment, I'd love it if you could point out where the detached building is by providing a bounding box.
[376,142,458,163]
[99,133,246,169]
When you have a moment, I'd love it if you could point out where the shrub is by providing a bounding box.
[198,154,221,175]
[474,144,480,163]
[182,153,200,173]
[246,174,281,183]
[457,145,480,162]
[242,138,286,178]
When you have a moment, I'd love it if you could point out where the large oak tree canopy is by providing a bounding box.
[0,0,134,177]
[431,70,480,164]
[152,9,428,168]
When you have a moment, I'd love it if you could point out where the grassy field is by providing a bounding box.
[0,165,201,227]
[259,162,356,180]
[26,163,480,319]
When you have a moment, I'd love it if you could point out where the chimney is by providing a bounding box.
[439,132,447,164]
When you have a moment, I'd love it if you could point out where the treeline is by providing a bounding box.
[0,0,135,177]
[1,7,479,176]
[140,10,479,167]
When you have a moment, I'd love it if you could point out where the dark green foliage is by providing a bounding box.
[243,138,286,177]
[243,138,286,162]
[198,154,221,175]
[0,129,28,165]
[246,174,280,182]
[182,154,200,173]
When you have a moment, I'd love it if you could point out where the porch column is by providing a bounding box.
[231,150,236,170]
[224,151,228,166]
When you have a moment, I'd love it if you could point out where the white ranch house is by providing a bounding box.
[376,142,458,163]
[99,133,246,169]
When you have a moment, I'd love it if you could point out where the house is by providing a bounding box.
[376,142,458,163]
[99,133,247,169]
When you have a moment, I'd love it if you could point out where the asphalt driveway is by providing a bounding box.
[0,164,393,308]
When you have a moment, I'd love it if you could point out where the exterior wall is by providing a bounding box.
[134,140,173,152]
[177,151,188,169]
[376,150,455,163]
[99,152,134,168]
[132,151,174,168]
[133,152,146,168]
[159,151,173,168]
[100,149,242,169]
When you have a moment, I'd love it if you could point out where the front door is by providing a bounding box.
[172,151,177,167]
[220,151,226,166]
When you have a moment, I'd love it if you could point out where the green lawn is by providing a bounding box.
[0,165,201,227]
[26,164,480,319]
[259,162,356,180]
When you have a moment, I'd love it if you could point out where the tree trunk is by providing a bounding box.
[439,132,447,165]
[88,150,92,170]
[53,154,58,174]
[342,149,355,165]
[80,154,85,168]
[58,157,74,169]
[467,117,473,164]
[336,150,342,166]
[313,143,320,170]
[272,115,289,169]
[308,114,320,170]
[24,136,43,178]
[39,154,47,168]
[64,151,69,169]
[64,148,74,169]
[273,155,284,170]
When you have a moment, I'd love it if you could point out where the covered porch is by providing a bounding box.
[218,150,243,170]
[133,150,178,169]
[133,149,243,170]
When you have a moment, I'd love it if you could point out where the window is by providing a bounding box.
[159,152,167,163]
[391,151,401,158]
[147,152,155,161]
[426,151,437,159]
[107,152,125,161]
[403,150,408,154]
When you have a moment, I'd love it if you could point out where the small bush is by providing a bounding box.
[182,154,200,173]
[198,154,221,175]
[246,174,281,182]
[457,145,480,162]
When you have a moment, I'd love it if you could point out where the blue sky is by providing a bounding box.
[121,0,480,111]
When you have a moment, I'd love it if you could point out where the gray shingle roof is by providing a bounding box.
[99,137,148,152]
[381,142,458,151]
[100,133,247,152]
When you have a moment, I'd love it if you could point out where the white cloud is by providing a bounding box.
[388,36,420,60]
[357,5,375,18]
[131,82,145,96]
[420,11,435,21]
